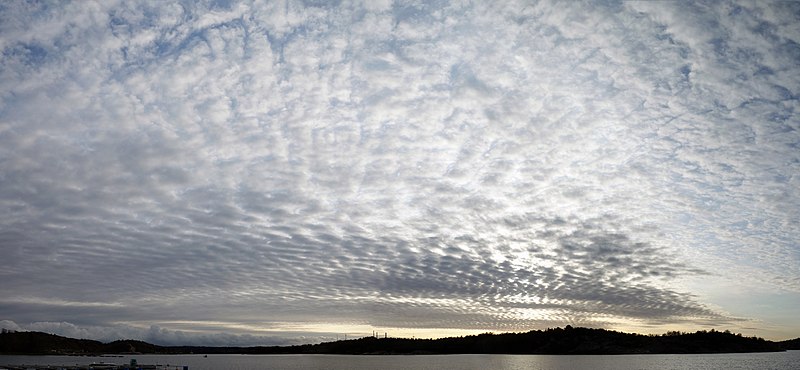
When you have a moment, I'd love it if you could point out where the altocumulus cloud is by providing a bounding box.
[1,0,799,345]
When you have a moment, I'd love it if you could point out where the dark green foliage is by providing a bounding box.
[290,327,782,355]
[779,337,800,350]
[0,331,105,355]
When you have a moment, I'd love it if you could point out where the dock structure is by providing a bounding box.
[0,364,187,370]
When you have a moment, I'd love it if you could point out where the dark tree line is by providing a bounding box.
[1,326,795,355]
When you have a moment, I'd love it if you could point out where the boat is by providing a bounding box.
[88,363,118,369]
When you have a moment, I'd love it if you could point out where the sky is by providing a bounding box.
[0,0,799,346]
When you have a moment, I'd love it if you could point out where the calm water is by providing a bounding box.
[2,352,799,370]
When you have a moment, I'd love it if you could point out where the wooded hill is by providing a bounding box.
[2,326,798,355]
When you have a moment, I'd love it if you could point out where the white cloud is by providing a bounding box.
[1,0,799,342]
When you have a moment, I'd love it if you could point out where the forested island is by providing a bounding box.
[2,326,798,355]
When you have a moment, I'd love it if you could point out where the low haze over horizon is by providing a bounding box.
[1,1,799,346]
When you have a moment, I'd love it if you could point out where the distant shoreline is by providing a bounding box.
[3,327,800,356]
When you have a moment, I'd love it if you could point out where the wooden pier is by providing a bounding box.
[1,364,187,370]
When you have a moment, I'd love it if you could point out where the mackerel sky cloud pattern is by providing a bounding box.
[1,1,799,345]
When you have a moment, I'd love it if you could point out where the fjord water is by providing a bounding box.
[3,352,800,370]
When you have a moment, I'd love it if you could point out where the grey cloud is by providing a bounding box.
[1,0,799,343]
